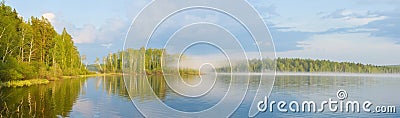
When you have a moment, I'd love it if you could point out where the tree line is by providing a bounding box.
[216,59,274,73]
[96,48,198,75]
[276,58,400,73]
[96,48,165,74]
[217,58,400,73]
[0,2,88,82]
[98,49,400,74]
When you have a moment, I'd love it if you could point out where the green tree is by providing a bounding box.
[0,2,88,82]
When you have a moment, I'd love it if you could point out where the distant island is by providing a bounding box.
[94,48,199,75]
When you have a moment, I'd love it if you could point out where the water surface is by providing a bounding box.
[1,74,399,117]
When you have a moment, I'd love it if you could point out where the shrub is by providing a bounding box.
[0,58,24,81]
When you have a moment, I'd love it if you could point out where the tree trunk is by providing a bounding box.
[2,44,9,62]
[20,30,25,62]
[0,25,8,40]
[28,38,34,63]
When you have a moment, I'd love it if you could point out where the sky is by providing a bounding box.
[5,0,400,65]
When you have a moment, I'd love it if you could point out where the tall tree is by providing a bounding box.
[0,2,88,81]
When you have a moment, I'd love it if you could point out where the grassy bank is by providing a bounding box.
[1,79,49,87]
[61,73,124,79]
[0,72,126,88]
[0,72,198,88]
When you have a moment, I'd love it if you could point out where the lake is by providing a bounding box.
[1,74,399,117]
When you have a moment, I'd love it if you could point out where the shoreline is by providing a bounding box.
[0,79,50,88]
[0,73,124,88]
[60,73,124,79]
[216,72,400,77]
[276,72,400,77]
[3,72,400,88]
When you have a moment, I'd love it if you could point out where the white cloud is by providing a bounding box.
[101,43,113,49]
[70,19,129,43]
[277,33,400,65]
[42,12,56,23]
[273,16,386,32]
[342,16,386,26]
[247,0,279,19]
[42,13,129,44]
[96,18,127,42]
[323,9,387,27]
[70,18,128,44]
[38,11,130,44]
[271,9,387,32]
[72,24,97,43]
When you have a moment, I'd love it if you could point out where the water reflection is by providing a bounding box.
[0,78,85,117]
[68,76,140,118]
[0,76,139,118]
[123,74,275,117]
[124,75,167,102]
[96,75,130,99]
[1,75,399,117]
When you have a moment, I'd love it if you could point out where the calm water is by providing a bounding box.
[1,74,399,117]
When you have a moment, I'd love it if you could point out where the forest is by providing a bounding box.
[96,48,198,75]
[2,1,399,84]
[276,58,400,73]
[218,58,400,73]
[99,48,400,74]
[0,3,88,83]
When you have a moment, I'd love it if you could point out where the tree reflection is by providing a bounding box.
[98,75,130,99]
[124,75,167,101]
[0,78,85,117]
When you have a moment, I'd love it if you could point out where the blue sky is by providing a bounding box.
[6,0,400,65]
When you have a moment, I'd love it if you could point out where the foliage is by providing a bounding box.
[1,79,49,87]
[216,58,275,73]
[276,58,400,73]
[0,3,88,82]
[98,48,199,75]
[179,68,200,75]
[0,58,23,81]
[218,58,400,73]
